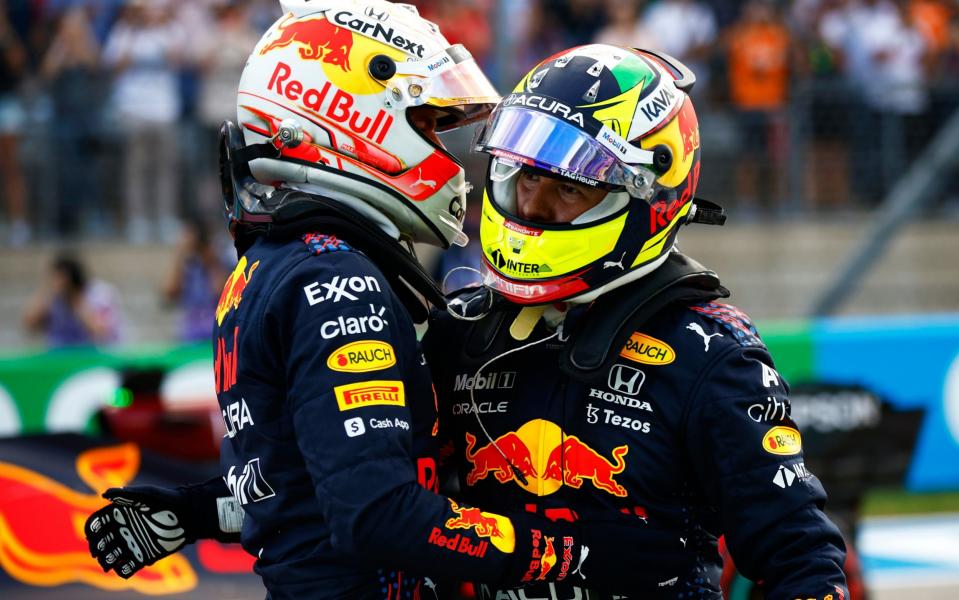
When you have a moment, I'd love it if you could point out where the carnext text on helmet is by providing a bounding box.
[333,11,426,57]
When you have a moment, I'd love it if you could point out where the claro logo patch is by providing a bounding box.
[619,333,675,365]
[335,380,405,411]
[763,426,802,455]
[327,340,396,373]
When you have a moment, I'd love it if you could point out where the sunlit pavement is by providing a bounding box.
[859,513,959,599]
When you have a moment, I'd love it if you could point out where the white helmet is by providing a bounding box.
[222,0,500,247]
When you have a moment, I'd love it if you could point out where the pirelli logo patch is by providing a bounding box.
[619,333,675,365]
[335,380,405,411]
[327,340,396,373]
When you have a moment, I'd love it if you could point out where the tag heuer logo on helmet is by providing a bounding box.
[550,167,600,187]
[490,249,551,275]
[503,93,585,127]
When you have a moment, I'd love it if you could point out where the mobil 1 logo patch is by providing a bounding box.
[608,364,645,396]
[454,371,516,392]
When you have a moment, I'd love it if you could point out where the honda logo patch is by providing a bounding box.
[608,364,646,396]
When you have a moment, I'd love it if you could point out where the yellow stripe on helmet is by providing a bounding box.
[480,194,626,281]
[632,200,692,266]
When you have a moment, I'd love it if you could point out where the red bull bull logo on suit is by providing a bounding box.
[428,499,515,557]
[463,419,630,498]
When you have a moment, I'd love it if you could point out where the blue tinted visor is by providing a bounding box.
[474,106,655,194]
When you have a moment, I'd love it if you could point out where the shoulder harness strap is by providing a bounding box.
[559,252,729,381]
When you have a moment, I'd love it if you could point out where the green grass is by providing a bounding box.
[861,487,959,517]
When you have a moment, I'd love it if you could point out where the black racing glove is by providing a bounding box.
[85,478,243,579]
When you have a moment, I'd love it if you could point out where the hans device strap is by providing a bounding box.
[559,252,728,381]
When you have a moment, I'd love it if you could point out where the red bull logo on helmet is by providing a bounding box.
[0,444,197,593]
[463,420,630,498]
[259,15,353,71]
[216,257,260,326]
[266,61,395,143]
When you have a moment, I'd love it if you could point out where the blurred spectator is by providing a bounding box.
[0,0,30,246]
[524,0,606,68]
[193,0,259,218]
[101,0,185,244]
[939,8,959,78]
[40,5,104,238]
[161,218,228,344]
[908,0,952,58]
[640,0,718,100]
[22,252,122,347]
[821,0,929,204]
[594,0,659,48]
[420,0,493,68]
[724,0,794,213]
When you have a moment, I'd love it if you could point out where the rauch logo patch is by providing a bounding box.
[619,333,675,365]
[762,426,802,455]
[327,340,396,373]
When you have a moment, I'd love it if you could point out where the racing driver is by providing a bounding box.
[84,4,679,599]
[424,44,850,600]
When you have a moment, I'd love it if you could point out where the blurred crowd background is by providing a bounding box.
[1,0,958,348]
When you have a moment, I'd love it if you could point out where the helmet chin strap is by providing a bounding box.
[508,306,547,341]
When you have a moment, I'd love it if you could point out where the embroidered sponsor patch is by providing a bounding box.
[619,333,675,365]
[302,233,352,255]
[689,302,762,347]
[327,340,396,373]
[762,426,802,455]
[334,380,405,411]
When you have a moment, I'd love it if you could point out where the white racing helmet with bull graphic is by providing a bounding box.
[223,0,500,247]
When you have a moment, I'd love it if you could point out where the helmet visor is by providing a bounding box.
[475,106,658,196]
[396,44,500,128]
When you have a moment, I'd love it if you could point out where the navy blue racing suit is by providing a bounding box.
[212,230,665,599]
[423,285,849,600]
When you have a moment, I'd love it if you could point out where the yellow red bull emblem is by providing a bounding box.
[762,426,802,455]
[216,257,260,326]
[326,340,396,373]
[439,499,515,555]
[334,380,405,411]
[619,332,676,365]
[0,444,197,593]
[259,14,353,71]
[464,420,629,498]
[537,536,557,580]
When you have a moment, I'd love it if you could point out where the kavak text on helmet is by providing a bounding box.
[474,44,710,304]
